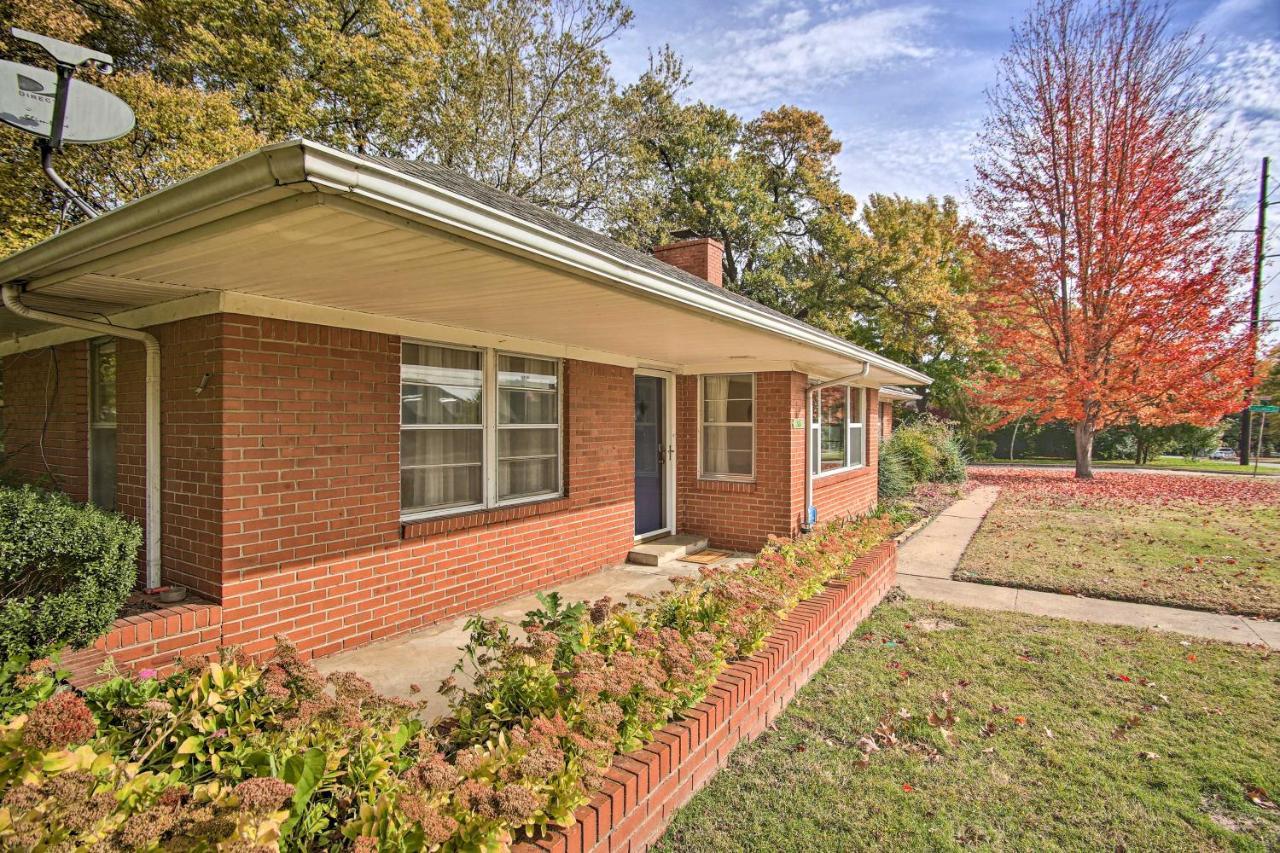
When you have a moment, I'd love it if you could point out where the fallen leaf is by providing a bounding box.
[1014,715,1027,726]
[1246,787,1277,811]
[1139,751,1160,761]
[1043,727,1054,739]
[902,783,914,793]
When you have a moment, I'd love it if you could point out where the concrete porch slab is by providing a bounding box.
[314,551,745,719]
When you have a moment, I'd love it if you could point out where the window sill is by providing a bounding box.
[402,494,569,539]
[813,463,866,480]
[693,477,758,494]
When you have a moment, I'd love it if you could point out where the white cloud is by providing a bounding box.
[835,118,980,204]
[686,4,940,110]
[1204,39,1280,197]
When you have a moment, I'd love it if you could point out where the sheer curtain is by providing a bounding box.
[702,374,753,477]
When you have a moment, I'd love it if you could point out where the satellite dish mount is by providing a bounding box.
[4,28,129,218]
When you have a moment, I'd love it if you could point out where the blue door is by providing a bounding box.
[634,376,666,536]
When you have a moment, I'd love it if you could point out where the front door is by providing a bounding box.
[634,375,666,537]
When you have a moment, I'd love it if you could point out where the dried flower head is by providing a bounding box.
[233,777,295,812]
[22,691,97,750]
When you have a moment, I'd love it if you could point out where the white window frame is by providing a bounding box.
[811,385,866,479]
[698,373,755,482]
[88,337,117,510]
[400,341,563,522]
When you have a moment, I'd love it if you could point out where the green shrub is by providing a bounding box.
[0,514,901,850]
[0,485,142,658]
[886,416,968,485]
[971,439,997,461]
[878,446,913,500]
[889,426,941,482]
[937,436,968,483]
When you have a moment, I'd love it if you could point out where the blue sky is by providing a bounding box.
[608,0,1280,315]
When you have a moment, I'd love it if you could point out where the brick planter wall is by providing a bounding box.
[61,602,223,686]
[516,538,897,853]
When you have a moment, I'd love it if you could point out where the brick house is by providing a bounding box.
[0,140,928,669]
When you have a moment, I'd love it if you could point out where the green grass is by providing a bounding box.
[977,457,1280,476]
[656,598,1280,852]
[957,496,1280,618]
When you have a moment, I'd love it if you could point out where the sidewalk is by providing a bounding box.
[896,486,1280,648]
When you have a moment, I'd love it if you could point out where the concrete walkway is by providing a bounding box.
[897,486,1280,649]
[316,555,748,719]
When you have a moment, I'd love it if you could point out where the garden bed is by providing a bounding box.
[513,541,896,853]
[0,512,904,850]
[958,469,1280,618]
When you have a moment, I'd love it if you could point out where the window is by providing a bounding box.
[810,385,864,476]
[400,342,561,519]
[701,373,753,479]
[497,354,560,501]
[89,338,117,510]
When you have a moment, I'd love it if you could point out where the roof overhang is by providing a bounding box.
[878,385,924,402]
[0,139,930,386]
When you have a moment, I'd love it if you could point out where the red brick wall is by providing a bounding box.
[1,342,89,501]
[676,374,879,551]
[115,316,229,596]
[214,318,636,659]
[675,372,806,552]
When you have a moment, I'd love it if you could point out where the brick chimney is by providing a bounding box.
[653,231,724,287]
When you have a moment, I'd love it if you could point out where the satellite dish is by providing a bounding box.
[0,59,134,143]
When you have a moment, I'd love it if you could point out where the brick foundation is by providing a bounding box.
[515,539,898,853]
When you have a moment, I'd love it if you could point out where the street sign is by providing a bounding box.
[1249,404,1279,413]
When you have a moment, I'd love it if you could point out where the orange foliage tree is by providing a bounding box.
[972,0,1253,477]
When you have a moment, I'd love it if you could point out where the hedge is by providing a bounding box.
[0,485,142,659]
[0,512,898,850]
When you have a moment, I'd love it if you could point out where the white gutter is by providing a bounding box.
[2,284,162,589]
[802,363,872,533]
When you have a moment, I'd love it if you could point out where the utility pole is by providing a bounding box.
[1240,157,1269,465]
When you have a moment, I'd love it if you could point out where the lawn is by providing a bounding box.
[976,457,1280,476]
[958,469,1280,618]
[657,598,1280,852]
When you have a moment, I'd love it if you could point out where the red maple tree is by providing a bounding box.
[972,0,1253,477]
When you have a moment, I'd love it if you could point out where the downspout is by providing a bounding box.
[3,284,162,589]
[802,361,871,533]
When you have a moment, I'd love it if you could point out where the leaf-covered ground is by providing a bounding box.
[958,469,1280,617]
[976,457,1280,477]
[656,598,1280,852]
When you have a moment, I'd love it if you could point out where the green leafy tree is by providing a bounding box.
[90,0,450,154]
[417,0,686,222]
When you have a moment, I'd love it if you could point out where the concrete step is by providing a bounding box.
[627,534,709,567]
